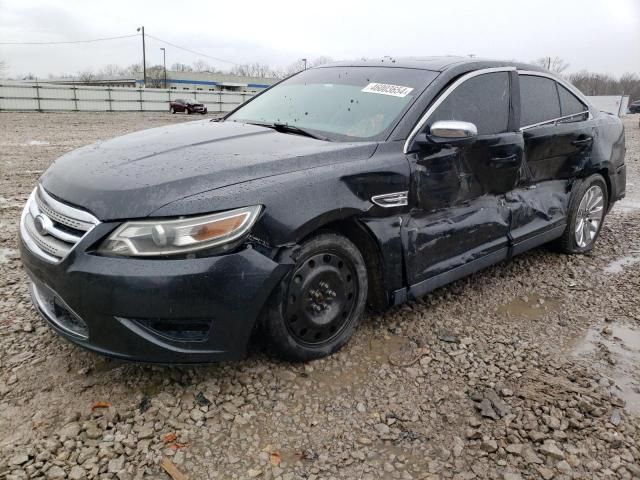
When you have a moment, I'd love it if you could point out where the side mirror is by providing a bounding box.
[429,120,478,143]
[413,120,478,150]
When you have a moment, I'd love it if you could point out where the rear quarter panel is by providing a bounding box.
[591,111,626,202]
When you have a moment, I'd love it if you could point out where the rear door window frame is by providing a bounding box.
[517,71,592,131]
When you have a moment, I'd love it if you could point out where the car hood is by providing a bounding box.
[40,120,377,220]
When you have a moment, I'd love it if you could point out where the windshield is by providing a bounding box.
[227,67,437,141]
[185,99,198,104]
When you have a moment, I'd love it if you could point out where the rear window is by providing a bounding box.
[519,75,561,127]
[558,85,587,116]
[557,84,588,122]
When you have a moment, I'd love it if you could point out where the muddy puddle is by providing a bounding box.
[617,180,640,213]
[604,253,640,274]
[298,334,410,391]
[496,294,562,320]
[574,323,640,414]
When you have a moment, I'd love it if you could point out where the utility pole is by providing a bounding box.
[302,58,307,70]
[137,26,146,87]
[160,47,167,89]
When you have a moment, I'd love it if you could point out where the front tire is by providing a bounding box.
[555,174,608,254]
[262,233,368,362]
[170,107,175,114]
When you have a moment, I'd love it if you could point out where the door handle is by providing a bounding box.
[571,136,593,146]
[489,154,519,168]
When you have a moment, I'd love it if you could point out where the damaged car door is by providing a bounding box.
[403,69,524,293]
[508,73,595,254]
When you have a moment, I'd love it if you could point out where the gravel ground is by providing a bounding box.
[1,112,640,480]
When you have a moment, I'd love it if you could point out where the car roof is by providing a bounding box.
[317,56,546,73]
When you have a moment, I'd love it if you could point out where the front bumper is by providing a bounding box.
[19,225,289,363]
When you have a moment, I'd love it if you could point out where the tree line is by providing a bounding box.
[1,55,638,101]
[0,56,335,84]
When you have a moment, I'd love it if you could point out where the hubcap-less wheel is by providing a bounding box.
[284,252,358,346]
[575,185,604,248]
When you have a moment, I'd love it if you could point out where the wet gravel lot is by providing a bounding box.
[1,112,640,480]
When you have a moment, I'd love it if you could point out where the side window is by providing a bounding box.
[519,75,561,127]
[557,84,588,122]
[428,72,510,135]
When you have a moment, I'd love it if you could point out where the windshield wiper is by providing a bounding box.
[244,121,329,141]
[273,123,328,140]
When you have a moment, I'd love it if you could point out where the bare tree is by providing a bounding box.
[230,64,251,76]
[231,63,277,78]
[533,56,570,74]
[77,69,96,83]
[619,72,640,100]
[275,60,306,78]
[98,64,123,77]
[171,62,193,73]
[192,59,210,72]
[121,63,142,76]
[270,56,334,78]
[145,65,165,88]
[311,56,333,67]
[567,70,640,101]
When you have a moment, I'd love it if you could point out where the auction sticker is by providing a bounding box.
[361,83,413,97]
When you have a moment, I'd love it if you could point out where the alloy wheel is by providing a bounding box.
[575,185,604,248]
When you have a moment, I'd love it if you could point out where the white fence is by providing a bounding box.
[0,82,256,113]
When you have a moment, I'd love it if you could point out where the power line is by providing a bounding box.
[145,34,240,66]
[1,31,242,67]
[0,34,139,45]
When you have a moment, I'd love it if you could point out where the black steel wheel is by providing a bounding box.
[262,233,368,361]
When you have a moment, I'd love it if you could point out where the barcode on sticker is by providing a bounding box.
[361,83,414,97]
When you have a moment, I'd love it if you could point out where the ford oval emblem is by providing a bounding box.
[34,214,48,236]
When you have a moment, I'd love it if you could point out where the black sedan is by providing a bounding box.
[169,98,207,114]
[19,57,626,363]
[629,100,640,114]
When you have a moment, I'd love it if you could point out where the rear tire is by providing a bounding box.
[555,174,608,254]
[262,233,368,362]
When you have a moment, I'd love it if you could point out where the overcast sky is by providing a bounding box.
[0,0,638,78]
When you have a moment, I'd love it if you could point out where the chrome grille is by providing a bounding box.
[20,186,99,263]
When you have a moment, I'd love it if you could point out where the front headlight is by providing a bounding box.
[98,205,262,257]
